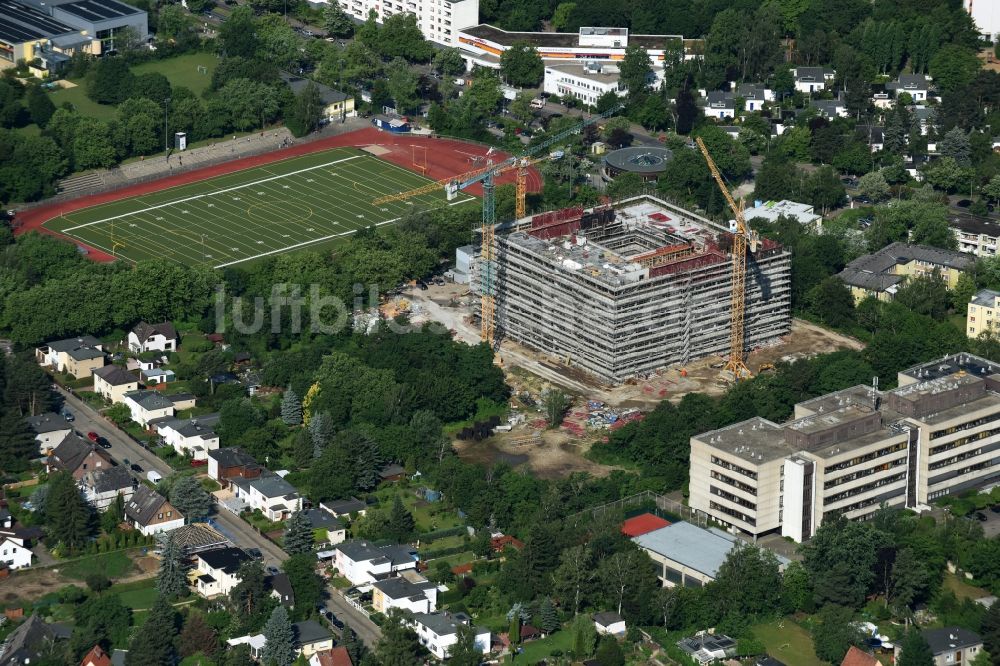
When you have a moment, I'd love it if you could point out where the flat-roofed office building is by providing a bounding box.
[690,353,1000,541]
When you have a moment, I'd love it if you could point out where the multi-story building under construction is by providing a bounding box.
[476,195,792,384]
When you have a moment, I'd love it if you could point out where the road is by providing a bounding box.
[55,385,383,646]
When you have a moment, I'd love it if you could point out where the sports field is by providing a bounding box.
[43,147,475,268]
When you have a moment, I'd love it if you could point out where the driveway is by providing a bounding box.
[325,592,382,647]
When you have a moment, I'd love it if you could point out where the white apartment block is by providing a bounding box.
[690,353,1000,542]
[409,612,490,660]
[332,541,418,586]
[334,0,479,47]
[543,63,625,106]
[952,213,1000,258]
[968,289,1000,339]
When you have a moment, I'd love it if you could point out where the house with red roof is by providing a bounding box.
[841,646,880,666]
[621,513,670,537]
[81,645,112,666]
[491,535,525,553]
[308,646,353,666]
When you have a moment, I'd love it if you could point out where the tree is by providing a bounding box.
[373,13,433,62]
[308,411,334,458]
[889,547,930,613]
[897,628,934,666]
[126,595,177,666]
[539,597,560,634]
[386,496,415,543]
[286,83,324,138]
[340,625,367,666]
[594,635,625,666]
[281,386,302,426]
[446,623,481,665]
[619,44,653,96]
[386,58,420,114]
[45,471,94,553]
[711,543,783,623]
[894,275,951,319]
[553,546,593,616]
[71,593,132,655]
[0,411,38,472]
[169,475,212,522]
[261,606,295,666]
[434,48,466,76]
[807,277,856,329]
[179,613,219,659]
[911,214,958,250]
[857,171,890,203]
[953,272,978,314]
[322,3,354,37]
[371,609,422,665]
[87,58,134,104]
[26,86,55,129]
[156,532,189,599]
[571,612,598,660]
[229,560,269,626]
[939,127,972,167]
[599,549,645,616]
[72,118,117,170]
[811,604,865,664]
[802,515,883,608]
[283,509,314,555]
[219,6,259,59]
[924,157,968,194]
[930,45,981,94]
[983,599,1000,659]
[544,389,570,427]
[499,41,543,87]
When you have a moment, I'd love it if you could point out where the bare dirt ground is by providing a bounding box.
[0,567,82,602]
[454,429,617,479]
[135,556,159,574]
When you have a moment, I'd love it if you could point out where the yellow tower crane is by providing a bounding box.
[695,136,759,380]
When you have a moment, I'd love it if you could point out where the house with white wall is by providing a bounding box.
[886,74,931,102]
[0,536,32,570]
[128,321,178,354]
[231,474,302,521]
[25,413,72,456]
[792,66,835,93]
[703,90,735,118]
[124,486,184,535]
[332,541,418,585]
[408,612,490,661]
[93,365,139,404]
[122,390,175,428]
[155,413,220,460]
[79,466,135,511]
[372,572,439,614]
[35,336,105,378]
[195,547,251,597]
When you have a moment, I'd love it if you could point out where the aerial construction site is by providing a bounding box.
[475,194,793,385]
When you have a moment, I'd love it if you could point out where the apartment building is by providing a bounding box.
[334,0,478,47]
[689,353,1000,541]
[542,63,625,106]
[838,242,975,304]
[951,212,1000,258]
[967,289,1000,338]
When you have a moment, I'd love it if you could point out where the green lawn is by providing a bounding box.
[44,147,475,268]
[132,53,219,96]
[48,81,109,118]
[752,618,824,666]
[60,550,134,580]
[943,572,991,601]
[110,579,159,610]
[513,630,575,663]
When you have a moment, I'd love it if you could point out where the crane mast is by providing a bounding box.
[695,136,757,380]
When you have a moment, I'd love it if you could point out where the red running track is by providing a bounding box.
[14,127,544,263]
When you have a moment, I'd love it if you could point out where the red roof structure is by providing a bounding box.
[312,647,353,666]
[840,646,880,666]
[491,535,525,552]
[81,645,111,666]
[621,513,670,537]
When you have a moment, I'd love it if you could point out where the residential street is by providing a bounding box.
[54,385,383,646]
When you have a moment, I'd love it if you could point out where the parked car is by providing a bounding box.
[130,463,143,473]
[957,199,973,208]
[991,504,1000,514]
[62,411,74,422]
[246,548,263,559]
[974,511,988,521]
[266,564,280,575]
[86,431,99,442]
[97,437,112,449]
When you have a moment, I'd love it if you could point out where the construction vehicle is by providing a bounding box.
[695,136,759,380]
[373,104,624,347]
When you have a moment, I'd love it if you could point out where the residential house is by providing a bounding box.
[155,413,220,460]
[951,212,1000,258]
[122,390,175,428]
[677,634,738,664]
[967,289,1000,338]
[268,572,295,608]
[292,621,334,658]
[633,521,788,588]
[332,541,419,585]
[304,508,346,545]
[841,646,879,666]
[792,66,835,93]
[857,124,885,152]
[593,612,626,637]
[127,321,178,353]
[0,615,66,666]
[914,106,937,135]
[372,571,438,614]
[92,365,139,404]
[124,486,184,536]
[207,447,262,488]
[79,465,135,511]
[168,393,196,411]
[46,435,113,480]
[309,647,353,666]
[35,336,104,378]
[837,242,975,303]
[490,534,525,554]
[195,547,250,597]
[320,497,367,519]
[280,73,355,120]
[81,645,112,666]
[231,474,302,521]
[897,628,983,666]
[743,200,823,231]
[886,73,931,101]
[810,97,848,119]
[703,90,735,119]
[408,611,491,661]
[25,412,71,456]
[734,83,773,112]
[226,635,266,661]
[0,536,32,569]
[621,513,670,537]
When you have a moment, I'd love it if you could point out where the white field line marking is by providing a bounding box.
[63,155,363,232]
[213,197,472,268]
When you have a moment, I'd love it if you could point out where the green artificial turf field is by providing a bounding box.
[44,147,474,268]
